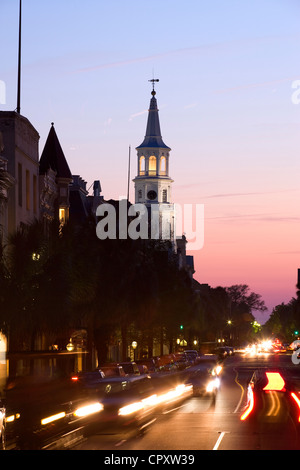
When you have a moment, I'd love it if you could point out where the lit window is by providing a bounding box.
[59,208,66,225]
[149,156,156,175]
[160,156,166,175]
[139,156,145,175]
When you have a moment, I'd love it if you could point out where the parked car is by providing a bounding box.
[119,362,140,376]
[100,365,127,378]
[135,358,159,374]
[155,354,178,372]
[136,364,149,375]
[185,350,200,363]
[72,365,128,394]
[174,353,189,370]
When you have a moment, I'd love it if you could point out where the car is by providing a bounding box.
[214,346,228,359]
[185,349,199,357]
[157,354,178,371]
[188,363,222,399]
[99,365,127,378]
[224,346,234,356]
[174,353,189,370]
[119,362,140,376]
[136,364,149,375]
[240,368,300,425]
[135,358,159,374]
[150,355,177,372]
[71,365,129,395]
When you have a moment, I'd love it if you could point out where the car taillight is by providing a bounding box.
[291,392,300,422]
[240,386,255,421]
[263,372,285,392]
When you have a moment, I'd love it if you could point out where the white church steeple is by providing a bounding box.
[133,81,175,244]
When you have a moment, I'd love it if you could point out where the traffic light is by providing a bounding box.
[295,330,299,335]
[180,325,183,330]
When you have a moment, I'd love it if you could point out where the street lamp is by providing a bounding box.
[66,339,74,352]
[131,341,137,361]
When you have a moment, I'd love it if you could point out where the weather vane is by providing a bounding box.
[148,78,159,93]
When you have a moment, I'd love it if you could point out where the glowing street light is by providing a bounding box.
[131,341,137,360]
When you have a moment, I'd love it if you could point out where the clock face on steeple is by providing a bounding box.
[147,190,157,200]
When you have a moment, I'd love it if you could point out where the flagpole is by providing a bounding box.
[17,0,22,113]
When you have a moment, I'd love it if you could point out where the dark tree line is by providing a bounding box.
[0,217,268,364]
[263,296,300,343]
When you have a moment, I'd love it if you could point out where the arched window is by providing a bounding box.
[160,156,166,175]
[139,156,145,175]
[149,156,156,175]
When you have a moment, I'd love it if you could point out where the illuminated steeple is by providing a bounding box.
[133,81,174,243]
[137,80,170,150]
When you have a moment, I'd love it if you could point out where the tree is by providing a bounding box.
[263,299,298,342]
[225,284,267,344]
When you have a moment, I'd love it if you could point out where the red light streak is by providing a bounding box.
[240,388,254,421]
[291,392,300,422]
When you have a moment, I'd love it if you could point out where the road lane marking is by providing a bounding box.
[115,439,127,447]
[162,404,185,414]
[233,368,245,413]
[140,418,157,430]
[213,431,228,450]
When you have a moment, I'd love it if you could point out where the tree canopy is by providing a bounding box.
[0,217,268,360]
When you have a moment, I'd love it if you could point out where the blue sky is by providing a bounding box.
[2,0,300,322]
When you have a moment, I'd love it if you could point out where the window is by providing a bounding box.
[138,189,142,200]
[160,156,166,175]
[59,208,66,225]
[139,156,145,175]
[162,189,167,203]
[26,170,30,210]
[149,156,156,175]
[18,163,22,207]
[33,174,37,214]
[59,208,66,235]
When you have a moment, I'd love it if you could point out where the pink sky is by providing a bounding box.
[2,0,300,324]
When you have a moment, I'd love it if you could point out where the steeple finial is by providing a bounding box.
[136,79,170,150]
[148,78,159,95]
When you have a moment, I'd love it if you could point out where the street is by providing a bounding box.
[73,353,300,451]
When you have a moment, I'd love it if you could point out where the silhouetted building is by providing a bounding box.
[39,123,73,230]
[0,111,40,241]
[39,122,103,229]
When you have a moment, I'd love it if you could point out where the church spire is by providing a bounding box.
[136,80,170,150]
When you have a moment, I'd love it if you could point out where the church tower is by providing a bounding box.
[133,80,175,244]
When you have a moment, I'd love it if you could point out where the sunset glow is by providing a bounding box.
[2,0,300,323]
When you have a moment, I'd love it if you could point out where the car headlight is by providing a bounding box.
[206,377,220,393]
